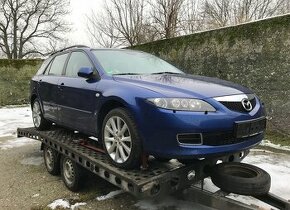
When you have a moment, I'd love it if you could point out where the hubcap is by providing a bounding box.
[63,159,75,185]
[104,116,132,164]
[45,148,54,170]
[32,101,41,127]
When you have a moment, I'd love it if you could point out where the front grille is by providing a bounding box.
[220,98,256,112]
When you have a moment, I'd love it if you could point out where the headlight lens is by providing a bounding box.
[147,98,216,112]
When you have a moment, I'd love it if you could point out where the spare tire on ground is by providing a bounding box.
[211,162,271,196]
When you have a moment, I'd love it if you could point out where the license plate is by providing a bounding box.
[234,117,266,138]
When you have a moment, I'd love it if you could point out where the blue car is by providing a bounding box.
[30,45,266,169]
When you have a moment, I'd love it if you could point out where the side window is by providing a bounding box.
[65,52,93,77]
[48,53,68,76]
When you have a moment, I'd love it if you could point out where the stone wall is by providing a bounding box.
[131,14,290,134]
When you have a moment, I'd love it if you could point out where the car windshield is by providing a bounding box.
[92,50,184,75]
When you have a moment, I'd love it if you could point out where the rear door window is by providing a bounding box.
[65,52,93,77]
[48,53,69,76]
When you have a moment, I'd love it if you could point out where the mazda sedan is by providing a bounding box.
[30,46,266,169]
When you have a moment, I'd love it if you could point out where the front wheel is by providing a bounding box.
[102,108,142,169]
[32,99,51,130]
[43,145,60,175]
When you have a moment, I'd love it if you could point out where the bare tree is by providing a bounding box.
[149,0,185,39]
[179,0,206,34]
[203,0,288,28]
[0,0,70,59]
[86,0,148,47]
[87,11,123,48]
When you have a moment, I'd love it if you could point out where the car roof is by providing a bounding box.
[50,45,138,57]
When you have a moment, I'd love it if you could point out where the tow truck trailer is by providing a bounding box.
[17,127,290,210]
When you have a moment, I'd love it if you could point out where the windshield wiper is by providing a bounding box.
[151,72,183,75]
[113,73,142,75]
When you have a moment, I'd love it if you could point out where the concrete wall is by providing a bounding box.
[131,14,290,134]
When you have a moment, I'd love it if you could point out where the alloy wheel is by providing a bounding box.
[32,101,41,127]
[104,116,132,163]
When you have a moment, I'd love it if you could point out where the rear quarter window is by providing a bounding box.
[35,58,52,75]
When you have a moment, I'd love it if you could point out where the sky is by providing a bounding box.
[69,0,103,46]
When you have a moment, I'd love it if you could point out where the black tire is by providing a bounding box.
[32,98,51,130]
[211,162,271,196]
[61,156,83,192]
[102,108,142,169]
[43,145,60,175]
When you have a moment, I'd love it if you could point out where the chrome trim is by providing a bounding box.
[176,133,203,146]
[213,94,255,102]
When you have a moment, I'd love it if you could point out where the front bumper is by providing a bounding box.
[133,97,266,159]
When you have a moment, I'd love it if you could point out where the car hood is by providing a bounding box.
[113,74,253,99]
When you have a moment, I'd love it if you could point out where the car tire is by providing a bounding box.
[211,162,271,196]
[32,98,51,130]
[102,108,142,169]
[61,156,83,192]
[43,145,60,175]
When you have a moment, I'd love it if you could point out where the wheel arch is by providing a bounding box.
[30,94,37,107]
[97,97,129,136]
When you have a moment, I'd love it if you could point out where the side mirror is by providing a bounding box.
[77,67,94,79]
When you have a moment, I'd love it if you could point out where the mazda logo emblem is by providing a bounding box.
[241,98,252,111]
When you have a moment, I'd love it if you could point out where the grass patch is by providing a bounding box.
[0,60,42,106]
[265,130,290,146]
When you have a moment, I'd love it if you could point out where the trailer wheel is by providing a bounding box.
[61,156,82,192]
[43,146,60,175]
[211,162,271,196]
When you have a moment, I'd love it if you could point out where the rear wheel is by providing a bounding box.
[61,156,83,192]
[32,99,51,130]
[102,108,142,169]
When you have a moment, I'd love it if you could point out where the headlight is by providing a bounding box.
[147,98,216,112]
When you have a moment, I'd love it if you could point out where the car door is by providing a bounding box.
[58,51,99,133]
[38,53,69,122]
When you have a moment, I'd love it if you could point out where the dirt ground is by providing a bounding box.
[0,136,139,210]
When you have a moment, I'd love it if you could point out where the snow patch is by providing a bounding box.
[32,193,40,198]
[96,190,124,201]
[135,196,212,210]
[0,106,33,137]
[47,199,70,209]
[0,137,37,150]
[47,199,86,210]
[261,140,290,151]
[71,202,87,210]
